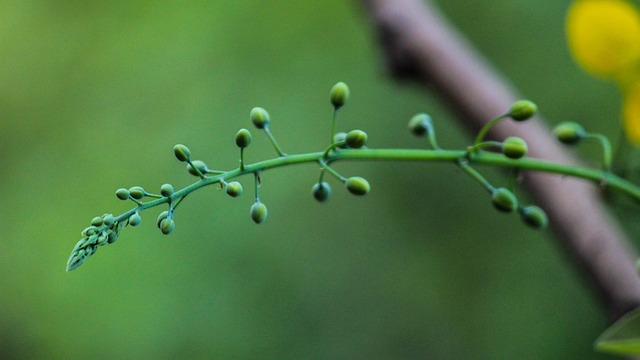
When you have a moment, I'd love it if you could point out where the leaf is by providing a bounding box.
[595,306,640,355]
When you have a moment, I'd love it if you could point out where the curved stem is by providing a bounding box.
[331,109,338,144]
[457,159,495,193]
[474,115,506,145]
[264,126,286,157]
[109,148,640,225]
[466,141,503,154]
[586,133,613,172]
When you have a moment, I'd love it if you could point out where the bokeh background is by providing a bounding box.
[0,1,635,359]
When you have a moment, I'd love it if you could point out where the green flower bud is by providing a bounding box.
[160,183,174,197]
[345,176,370,196]
[102,214,116,226]
[107,231,118,244]
[129,213,142,227]
[501,136,528,159]
[334,132,347,148]
[86,234,99,246]
[520,205,548,229]
[156,211,170,228]
[553,121,586,145]
[250,201,268,224]
[312,182,332,202]
[97,233,109,246]
[408,113,432,136]
[346,130,368,148]
[115,188,130,200]
[82,226,98,237]
[173,144,191,162]
[187,160,208,177]
[491,188,518,212]
[225,181,243,197]
[160,218,175,235]
[235,128,252,148]
[90,216,104,227]
[330,82,349,109]
[250,107,270,129]
[508,100,537,121]
[129,186,145,200]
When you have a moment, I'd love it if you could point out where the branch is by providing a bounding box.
[360,0,640,321]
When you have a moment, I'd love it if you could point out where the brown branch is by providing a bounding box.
[360,0,640,321]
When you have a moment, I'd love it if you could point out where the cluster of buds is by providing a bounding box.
[66,213,126,271]
[69,82,592,272]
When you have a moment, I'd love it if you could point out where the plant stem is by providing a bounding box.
[111,148,640,224]
[586,133,613,172]
[457,159,495,193]
[474,115,506,145]
[264,126,286,157]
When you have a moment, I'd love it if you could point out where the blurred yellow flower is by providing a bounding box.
[623,84,640,143]
[566,0,640,144]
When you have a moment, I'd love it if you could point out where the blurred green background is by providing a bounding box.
[0,0,633,359]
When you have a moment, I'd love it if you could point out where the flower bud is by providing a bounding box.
[553,121,586,145]
[102,214,116,226]
[115,188,130,200]
[90,216,104,227]
[129,186,145,200]
[86,234,99,246]
[97,233,109,246]
[225,181,243,197]
[156,211,170,228]
[173,144,191,162]
[187,160,208,177]
[345,176,370,196]
[235,128,252,148]
[160,218,175,235]
[408,113,431,136]
[501,137,528,159]
[333,132,347,148]
[250,201,268,224]
[160,183,174,197]
[520,205,548,229]
[508,100,537,121]
[312,182,332,202]
[346,130,368,148]
[250,107,270,129]
[250,200,267,224]
[129,213,142,227]
[81,226,98,237]
[330,82,349,109]
[491,188,518,212]
[107,231,118,244]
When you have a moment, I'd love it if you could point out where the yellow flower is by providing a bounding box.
[566,0,640,144]
[566,0,640,80]
[623,84,640,143]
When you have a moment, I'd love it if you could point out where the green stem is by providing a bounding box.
[466,141,503,154]
[612,129,632,177]
[240,148,245,171]
[474,115,507,145]
[319,159,346,182]
[109,148,640,225]
[331,109,338,144]
[264,126,286,157]
[323,143,340,158]
[186,159,206,179]
[457,159,495,193]
[586,133,613,172]
[254,172,260,200]
[423,118,441,150]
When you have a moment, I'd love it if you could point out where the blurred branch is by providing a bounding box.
[360,0,640,321]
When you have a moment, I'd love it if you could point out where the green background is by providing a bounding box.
[0,1,634,359]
